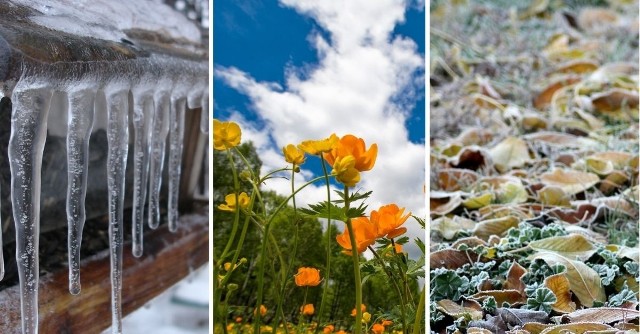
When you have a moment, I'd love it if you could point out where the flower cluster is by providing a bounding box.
[285,133,377,187]
[336,204,411,254]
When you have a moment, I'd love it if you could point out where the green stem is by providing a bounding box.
[369,246,408,334]
[273,166,301,333]
[297,287,309,333]
[412,287,425,334]
[344,186,362,334]
[216,149,242,267]
[316,156,333,333]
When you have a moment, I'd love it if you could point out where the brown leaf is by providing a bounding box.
[436,299,483,320]
[473,216,520,241]
[538,322,612,334]
[454,127,494,146]
[530,252,606,307]
[548,203,599,224]
[449,146,491,171]
[523,322,551,334]
[563,308,639,324]
[539,169,599,195]
[533,77,581,110]
[451,236,488,249]
[504,262,527,295]
[524,131,596,148]
[467,328,493,334]
[543,273,576,313]
[437,168,480,191]
[430,249,472,269]
[591,89,639,112]
[430,191,463,215]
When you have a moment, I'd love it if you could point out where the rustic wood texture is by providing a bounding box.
[0,213,209,334]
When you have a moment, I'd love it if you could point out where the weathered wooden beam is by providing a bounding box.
[0,213,209,333]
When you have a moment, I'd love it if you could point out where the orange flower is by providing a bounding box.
[381,320,393,326]
[300,303,315,316]
[323,325,335,333]
[336,217,377,255]
[372,323,385,334]
[323,135,377,172]
[254,304,267,317]
[235,317,243,323]
[370,204,411,239]
[336,331,347,334]
[394,244,403,254]
[298,134,339,155]
[294,267,322,287]
[350,304,367,316]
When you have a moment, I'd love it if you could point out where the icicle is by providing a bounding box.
[131,92,154,257]
[0,181,3,282]
[167,97,186,232]
[9,86,53,334]
[66,88,96,295]
[200,93,208,134]
[106,88,129,334]
[148,91,171,229]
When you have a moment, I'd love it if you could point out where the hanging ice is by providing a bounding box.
[148,89,171,229]
[131,90,154,257]
[105,87,129,334]
[66,87,95,295]
[9,85,53,334]
[200,94,209,134]
[167,96,186,232]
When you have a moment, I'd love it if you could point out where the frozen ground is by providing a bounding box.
[102,264,210,334]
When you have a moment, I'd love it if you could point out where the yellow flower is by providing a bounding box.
[213,119,242,150]
[362,312,371,323]
[331,155,361,187]
[218,192,250,212]
[224,262,232,271]
[336,217,377,255]
[294,267,322,287]
[283,144,306,165]
[298,134,339,155]
[370,204,411,239]
[323,325,335,333]
[323,134,377,172]
[254,304,267,317]
[300,303,315,316]
[350,304,367,317]
[372,323,385,334]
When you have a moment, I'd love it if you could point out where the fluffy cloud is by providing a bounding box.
[216,0,425,256]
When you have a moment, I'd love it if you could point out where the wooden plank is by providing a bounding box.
[0,213,209,333]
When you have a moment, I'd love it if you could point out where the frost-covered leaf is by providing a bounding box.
[436,299,483,320]
[430,191,463,215]
[473,216,520,241]
[431,216,476,240]
[463,192,494,209]
[538,322,612,334]
[530,252,606,307]
[539,169,599,195]
[543,273,576,313]
[563,307,639,324]
[490,137,532,173]
[528,234,598,261]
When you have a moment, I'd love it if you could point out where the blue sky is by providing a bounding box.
[214,0,426,249]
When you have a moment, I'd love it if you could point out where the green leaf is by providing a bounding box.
[525,287,557,313]
[299,201,347,221]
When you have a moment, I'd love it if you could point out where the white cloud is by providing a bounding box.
[216,0,425,257]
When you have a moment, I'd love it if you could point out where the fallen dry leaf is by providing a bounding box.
[539,169,599,195]
[543,273,576,313]
[530,252,606,307]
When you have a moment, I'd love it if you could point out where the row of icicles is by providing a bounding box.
[0,81,209,334]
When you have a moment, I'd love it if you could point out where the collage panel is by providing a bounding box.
[213,0,426,333]
[430,1,639,333]
[0,0,210,333]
